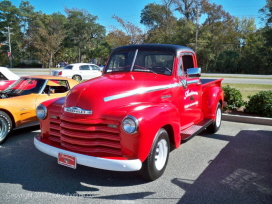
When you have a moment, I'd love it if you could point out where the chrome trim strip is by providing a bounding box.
[104,83,181,102]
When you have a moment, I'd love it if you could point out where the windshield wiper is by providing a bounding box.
[133,65,157,75]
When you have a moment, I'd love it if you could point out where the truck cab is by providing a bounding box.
[34,44,224,180]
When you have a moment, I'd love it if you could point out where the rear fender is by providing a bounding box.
[202,87,224,120]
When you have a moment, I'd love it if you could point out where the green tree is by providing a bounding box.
[106,29,130,49]
[64,8,105,63]
[140,3,176,43]
[0,0,21,67]
[29,13,66,67]
[18,1,37,61]
[112,15,144,45]
[196,1,239,72]
[173,0,204,21]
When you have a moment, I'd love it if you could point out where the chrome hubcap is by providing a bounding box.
[216,107,222,127]
[0,118,8,139]
[154,139,168,171]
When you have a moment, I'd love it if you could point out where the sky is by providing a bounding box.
[10,0,267,30]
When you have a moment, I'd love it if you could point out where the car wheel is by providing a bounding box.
[207,102,222,133]
[140,128,170,181]
[0,111,12,144]
[72,75,82,82]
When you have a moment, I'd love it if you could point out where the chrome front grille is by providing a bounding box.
[48,112,122,156]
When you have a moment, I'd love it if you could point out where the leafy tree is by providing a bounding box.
[140,3,175,30]
[140,3,176,44]
[196,1,240,72]
[18,1,39,61]
[259,0,272,27]
[257,0,272,74]
[29,13,66,67]
[215,50,240,73]
[112,15,144,45]
[0,0,21,66]
[106,29,130,49]
[173,0,204,21]
[64,8,105,63]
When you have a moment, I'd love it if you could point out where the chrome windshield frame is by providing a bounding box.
[130,49,138,71]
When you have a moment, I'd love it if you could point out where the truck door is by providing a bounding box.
[178,53,203,130]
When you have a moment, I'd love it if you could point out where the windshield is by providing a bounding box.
[2,78,46,95]
[105,50,174,76]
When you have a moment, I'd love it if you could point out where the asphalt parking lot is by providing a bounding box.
[0,121,272,204]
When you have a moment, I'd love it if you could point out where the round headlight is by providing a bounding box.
[122,115,138,134]
[36,104,47,120]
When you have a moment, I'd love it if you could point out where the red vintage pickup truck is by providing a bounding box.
[34,44,224,180]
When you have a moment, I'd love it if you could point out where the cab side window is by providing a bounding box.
[178,58,183,76]
[182,55,194,73]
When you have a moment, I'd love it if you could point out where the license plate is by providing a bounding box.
[58,153,77,169]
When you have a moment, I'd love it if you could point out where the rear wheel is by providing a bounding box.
[207,102,222,133]
[0,111,12,144]
[72,75,82,82]
[140,128,170,181]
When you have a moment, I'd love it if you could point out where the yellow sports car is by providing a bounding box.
[0,75,78,144]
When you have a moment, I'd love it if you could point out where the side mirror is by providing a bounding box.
[187,68,201,78]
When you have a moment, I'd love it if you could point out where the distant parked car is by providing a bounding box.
[0,67,20,90]
[52,63,102,81]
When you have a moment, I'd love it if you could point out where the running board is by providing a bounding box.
[181,119,213,141]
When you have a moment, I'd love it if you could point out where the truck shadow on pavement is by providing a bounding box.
[172,130,272,204]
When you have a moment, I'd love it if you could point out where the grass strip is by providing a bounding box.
[222,83,272,101]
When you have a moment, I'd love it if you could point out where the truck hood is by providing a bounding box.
[63,72,174,118]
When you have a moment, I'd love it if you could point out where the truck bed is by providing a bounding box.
[200,78,223,86]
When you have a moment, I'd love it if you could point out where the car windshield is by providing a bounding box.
[0,72,8,80]
[2,78,46,95]
[105,50,174,76]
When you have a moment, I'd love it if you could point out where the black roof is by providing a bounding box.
[112,44,195,57]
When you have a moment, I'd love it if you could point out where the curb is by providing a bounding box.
[222,114,272,126]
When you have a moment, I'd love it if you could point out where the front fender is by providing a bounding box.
[106,103,180,162]
[39,97,66,138]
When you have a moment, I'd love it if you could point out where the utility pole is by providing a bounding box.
[7,26,12,68]
[195,7,199,53]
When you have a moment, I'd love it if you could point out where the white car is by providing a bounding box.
[0,67,20,90]
[52,63,102,81]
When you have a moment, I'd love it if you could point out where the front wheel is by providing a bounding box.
[207,102,222,133]
[140,128,170,181]
[0,111,12,144]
